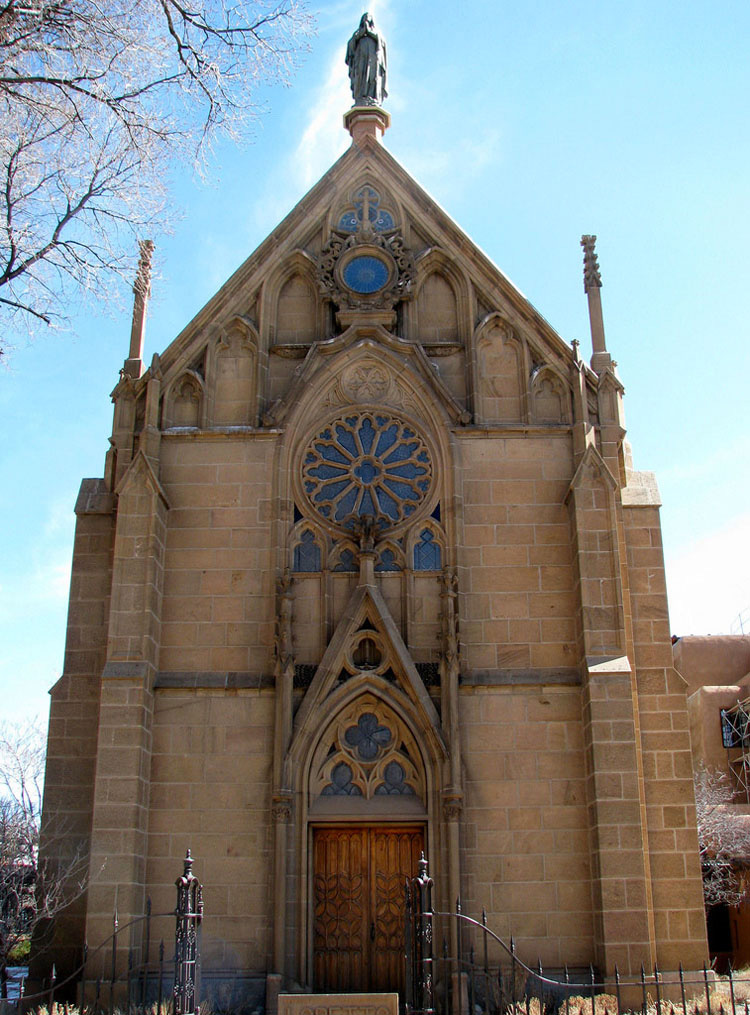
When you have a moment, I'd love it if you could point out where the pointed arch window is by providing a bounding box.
[375,547,402,572]
[413,529,442,571]
[293,530,322,572]
[311,698,425,803]
[332,547,358,572]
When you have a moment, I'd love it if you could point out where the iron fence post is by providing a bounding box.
[405,879,413,1015]
[157,940,164,1014]
[416,854,434,1015]
[141,896,152,1006]
[173,850,204,1015]
[704,963,712,1015]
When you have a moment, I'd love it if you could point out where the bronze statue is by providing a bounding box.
[345,13,387,106]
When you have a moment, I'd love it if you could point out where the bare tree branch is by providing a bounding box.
[0,721,89,998]
[694,765,750,909]
[0,0,314,335]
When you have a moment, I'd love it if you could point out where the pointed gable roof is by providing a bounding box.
[151,133,580,383]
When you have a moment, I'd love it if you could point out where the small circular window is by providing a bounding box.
[341,254,391,294]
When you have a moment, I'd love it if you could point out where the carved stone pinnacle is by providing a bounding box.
[580,235,602,292]
[134,240,155,299]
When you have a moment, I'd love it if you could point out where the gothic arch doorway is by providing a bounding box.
[312,824,423,993]
[305,695,430,993]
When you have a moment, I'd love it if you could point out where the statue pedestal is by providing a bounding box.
[344,105,391,144]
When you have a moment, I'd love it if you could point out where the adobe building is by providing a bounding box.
[38,18,709,1009]
[676,633,750,968]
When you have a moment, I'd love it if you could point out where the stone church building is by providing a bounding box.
[38,69,709,1009]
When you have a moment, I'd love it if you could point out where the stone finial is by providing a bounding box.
[580,234,610,371]
[134,239,155,300]
[124,239,155,378]
[581,235,602,292]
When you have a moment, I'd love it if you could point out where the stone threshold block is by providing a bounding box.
[278,994,398,1015]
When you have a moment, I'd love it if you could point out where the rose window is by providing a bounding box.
[302,413,433,532]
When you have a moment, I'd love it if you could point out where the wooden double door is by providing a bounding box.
[313,825,424,994]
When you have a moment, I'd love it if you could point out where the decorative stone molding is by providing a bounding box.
[317,228,414,320]
[275,571,294,677]
[271,794,293,822]
[442,793,463,821]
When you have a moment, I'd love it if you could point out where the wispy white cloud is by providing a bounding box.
[291,0,395,191]
[292,52,351,190]
[665,511,750,636]
[398,128,504,205]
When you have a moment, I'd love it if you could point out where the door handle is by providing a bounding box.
[370,921,375,941]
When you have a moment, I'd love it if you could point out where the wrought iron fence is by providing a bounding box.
[3,851,202,1015]
[405,856,750,1015]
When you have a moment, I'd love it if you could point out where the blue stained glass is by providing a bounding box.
[342,255,390,294]
[373,210,394,230]
[321,762,362,796]
[319,445,351,465]
[359,417,376,453]
[375,548,401,572]
[414,529,442,571]
[374,761,414,795]
[360,489,377,516]
[335,486,358,520]
[336,425,358,457]
[375,488,399,519]
[333,548,358,572]
[313,479,350,502]
[302,413,433,531]
[388,463,425,479]
[338,211,358,232]
[383,442,419,465]
[309,463,347,480]
[293,530,321,572]
[355,460,380,484]
[345,713,392,760]
[384,479,420,501]
[338,188,395,235]
[374,426,398,457]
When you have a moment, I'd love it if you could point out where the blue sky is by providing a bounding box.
[2,0,749,724]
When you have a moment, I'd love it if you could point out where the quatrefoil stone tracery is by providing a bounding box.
[301,412,433,533]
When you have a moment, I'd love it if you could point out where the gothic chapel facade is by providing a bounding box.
[39,69,708,1009]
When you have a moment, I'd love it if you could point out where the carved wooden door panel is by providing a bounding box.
[313,826,424,994]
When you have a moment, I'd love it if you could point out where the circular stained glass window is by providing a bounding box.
[301,413,433,532]
[341,255,390,294]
